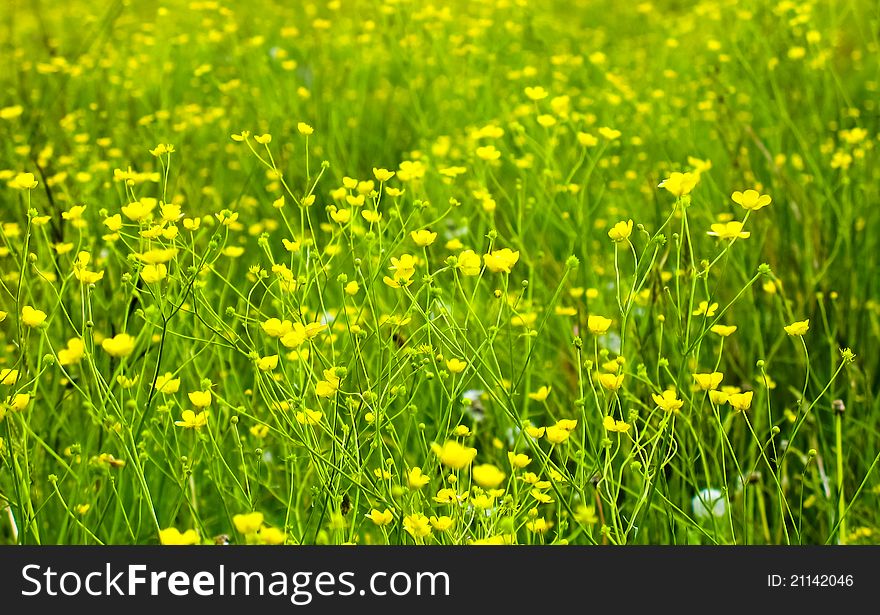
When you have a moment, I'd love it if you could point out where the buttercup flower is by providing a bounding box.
[233,512,264,534]
[159,528,200,545]
[693,372,724,391]
[407,467,430,489]
[528,386,551,402]
[731,189,772,211]
[603,415,631,433]
[154,372,181,394]
[587,315,613,335]
[784,319,809,336]
[710,325,737,337]
[483,248,520,273]
[472,464,506,488]
[446,358,467,374]
[21,305,47,327]
[727,391,754,412]
[431,441,477,469]
[367,508,394,526]
[403,513,432,539]
[175,410,208,429]
[457,250,482,276]
[659,172,698,197]
[608,219,633,242]
[652,389,684,413]
[188,390,212,408]
[411,229,437,246]
[708,221,750,240]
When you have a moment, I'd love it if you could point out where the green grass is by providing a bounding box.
[0,0,878,545]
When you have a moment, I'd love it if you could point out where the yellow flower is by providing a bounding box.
[410,229,437,247]
[574,505,599,525]
[429,516,454,532]
[709,390,729,405]
[507,452,531,468]
[257,526,286,545]
[121,199,156,221]
[524,85,548,101]
[136,248,178,264]
[471,493,496,509]
[693,301,718,317]
[475,144,501,161]
[652,389,684,413]
[453,424,472,437]
[483,248,520,273]
[154,372,181,394]
[731,189,772,211]
[250,424,269,438]
[315,367,341,397]
[526,518,553,533]
[261,318,293,338]
[104,214,123,231]
[57,338,85,366]
[528,386,551,402]
[598,126,621,140]
[160,204,182,222]
[367,508,394,526]
[403,513,432,539]
[407,467,431,489]
[361,209,382,224]
[603,415,630,433]
[10,172,38,190]
[708,221,750,240]
[233,512,265,534]
[73,258,104,284]
[693,372,724,391]
[373,168,395,182]
[446,358,467,374]
[0,369,19,385]
[0,105,23,119]
[608,219,633,242]
[545,422,575,444]
[141,263,168,284]
[329,207,351,224]
[8,393,30,412]
[688,156,713,174]
[295,409,323,425]
[457,249,482,276]
[431,440,477,469]
[556,418,577,431]
[159,528,200,545]
[598,372,624,391]
[472,464,506,488]
[297,122,314,135]
[21,305,47,327]
[188,390,212,408]
[175,409,208,429]
[525,424,545,438]
[587,315,612,335]
[727,391,754,412]
[659,171,698,197]
[256,355,279,371]
[432,488,457,504]
[254,133,272,144]
[784,319,809,336]
[710,324,737,337]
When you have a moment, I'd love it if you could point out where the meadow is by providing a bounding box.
[0,0,878,546]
